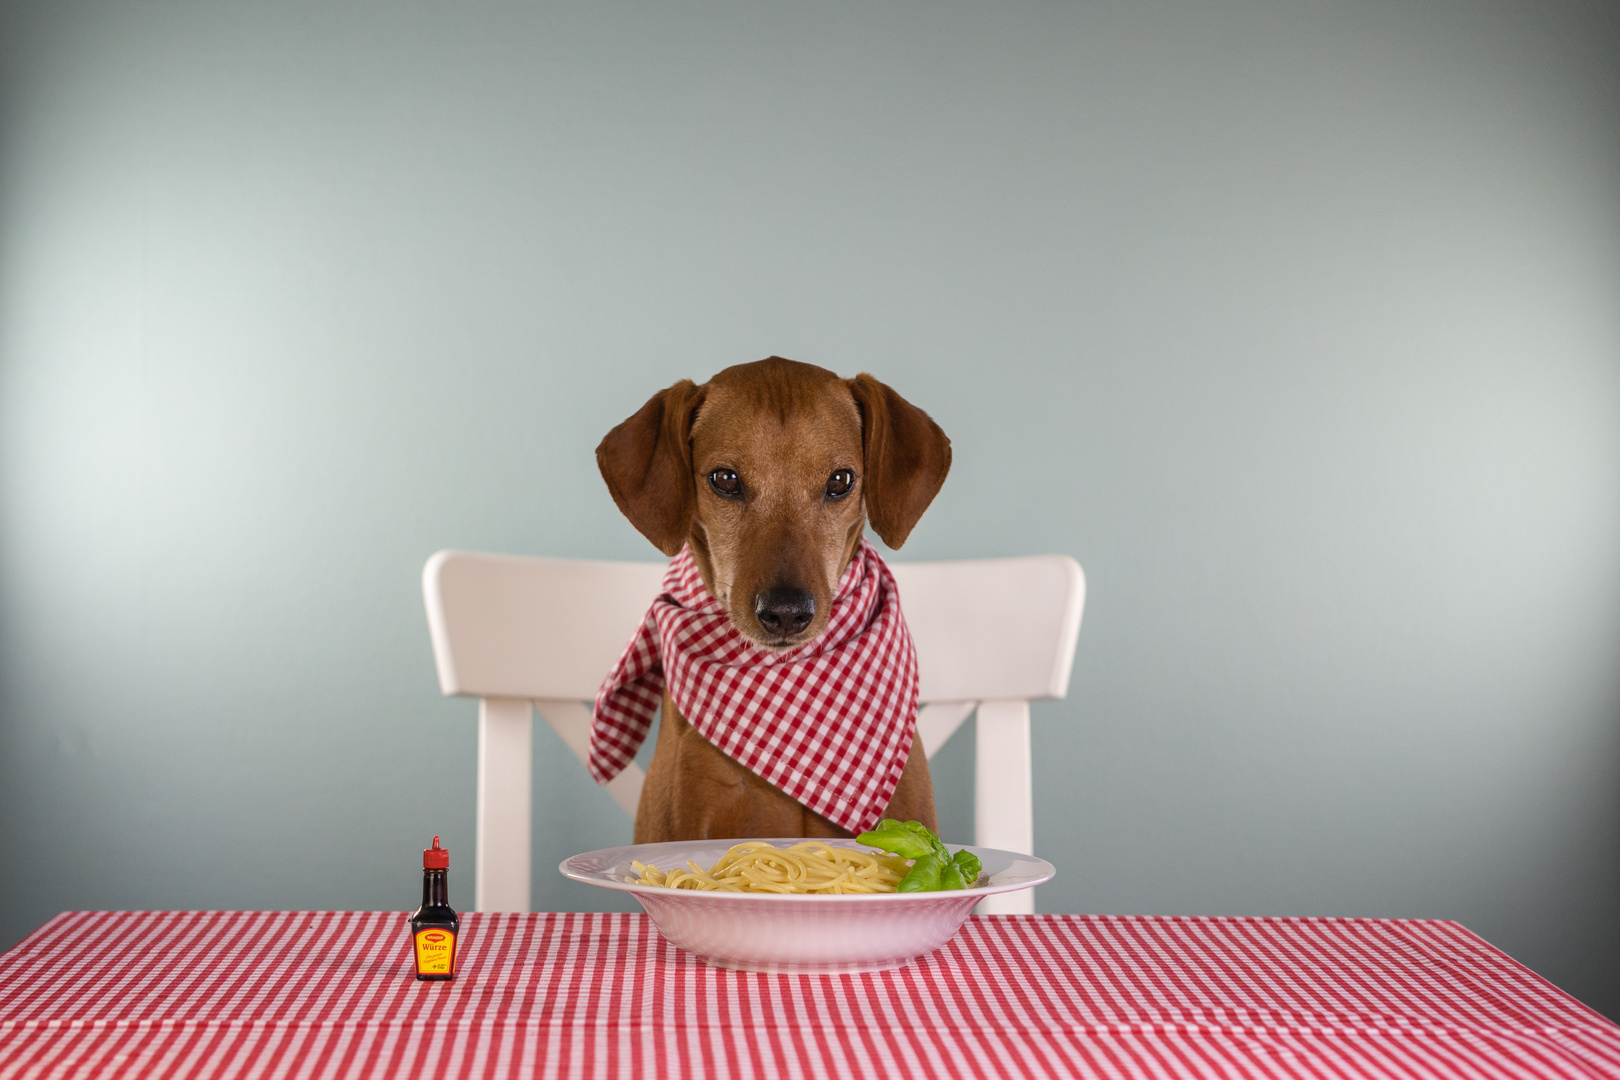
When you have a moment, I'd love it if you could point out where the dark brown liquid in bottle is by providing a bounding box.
[410,868,460,980]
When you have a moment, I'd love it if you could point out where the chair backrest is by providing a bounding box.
[424,549,1084,915]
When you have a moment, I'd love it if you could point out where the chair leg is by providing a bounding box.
[477,697,532,912]
[975,699,1034,916]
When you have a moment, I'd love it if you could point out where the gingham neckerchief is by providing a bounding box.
[588,538,919,835]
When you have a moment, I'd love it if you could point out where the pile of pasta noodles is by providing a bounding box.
[630,841,913,894]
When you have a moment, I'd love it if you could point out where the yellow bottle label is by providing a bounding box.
[414,928,456,976]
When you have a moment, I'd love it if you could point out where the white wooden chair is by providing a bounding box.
[423,550,1084,916]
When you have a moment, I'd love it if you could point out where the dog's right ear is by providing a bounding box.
[596,380,705,556]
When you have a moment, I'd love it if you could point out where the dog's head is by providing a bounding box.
[597,357,951,649]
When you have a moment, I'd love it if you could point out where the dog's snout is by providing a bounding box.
[754,587,815,637]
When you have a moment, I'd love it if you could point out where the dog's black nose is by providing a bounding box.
[754,587,815,637]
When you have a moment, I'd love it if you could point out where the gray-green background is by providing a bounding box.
[4,0,1619,1015]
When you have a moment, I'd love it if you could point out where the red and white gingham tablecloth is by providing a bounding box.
[2,911,1618,1079]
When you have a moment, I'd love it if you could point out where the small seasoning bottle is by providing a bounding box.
[410,836,460,980]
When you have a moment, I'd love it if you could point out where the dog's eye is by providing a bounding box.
[825,469,855,500]
[708,468,742,498]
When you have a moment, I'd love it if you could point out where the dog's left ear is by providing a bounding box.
[847,374,951,549]
[596,379,705,556]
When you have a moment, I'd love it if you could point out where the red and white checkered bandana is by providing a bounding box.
[589,538,919,835]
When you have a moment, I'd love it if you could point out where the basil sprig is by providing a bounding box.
[856,819,983,892]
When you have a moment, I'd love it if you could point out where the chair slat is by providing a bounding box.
[476,698,532,913]
[917,701,978,759]
[535,698,644,817]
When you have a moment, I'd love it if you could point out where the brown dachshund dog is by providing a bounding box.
[597,357,952,842]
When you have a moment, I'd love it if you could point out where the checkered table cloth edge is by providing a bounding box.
[3,912,1617,1080]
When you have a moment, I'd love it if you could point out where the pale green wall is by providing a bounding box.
[4,0,1620,1014]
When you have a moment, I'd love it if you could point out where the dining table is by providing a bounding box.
[3,909,1618,1079]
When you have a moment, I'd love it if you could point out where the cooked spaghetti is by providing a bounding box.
[630,841,913,894]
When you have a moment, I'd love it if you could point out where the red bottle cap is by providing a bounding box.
[423,836,449,870]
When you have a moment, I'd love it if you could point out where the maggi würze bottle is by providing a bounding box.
[410,836,459,980]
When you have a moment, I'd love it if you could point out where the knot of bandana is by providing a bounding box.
[589,538,920,836]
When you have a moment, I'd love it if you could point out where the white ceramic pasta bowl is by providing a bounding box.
[560,838,1055,974]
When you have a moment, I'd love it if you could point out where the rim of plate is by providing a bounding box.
[559,839,1056,900]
